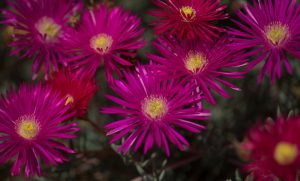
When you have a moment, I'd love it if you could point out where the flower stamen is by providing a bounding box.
[16,115,39,140]
[35,16,61,42]
[90,33,113,55]
[65,94,74,106]
[184,51,207,74]
[142,96,167,120]
[274,142,298,165]
[180,6,197,22]
[265,22,289,46]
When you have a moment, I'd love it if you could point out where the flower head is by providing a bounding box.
[47,69,97,117]
[102,66,210,155]
[243,117,300,181]
[148,36,247,104]
[2,0,81,79]
[229,0,300,83]
[149,0,228,41]
[63,4,144,82]
[0,84,79,177]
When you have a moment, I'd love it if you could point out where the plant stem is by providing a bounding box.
[81,118,105,135]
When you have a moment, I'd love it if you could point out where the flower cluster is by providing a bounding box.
[1,0,300,179]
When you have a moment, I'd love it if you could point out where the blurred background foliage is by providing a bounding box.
[0,0,300,180]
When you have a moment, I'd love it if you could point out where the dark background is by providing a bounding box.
[0,0,299,180]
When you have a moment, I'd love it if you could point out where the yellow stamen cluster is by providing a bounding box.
[35,16,61,42]
[90,33,113,54]
[16,115,39,140]
[184,51,207,74]
[142,96,167,120]
[274,142,298,165]
[180,6,197,22]
[265,22,289,46]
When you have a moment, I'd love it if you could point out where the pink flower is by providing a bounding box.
[229,0,300,83]
[102,66,210,156]
[47,69,97,117]
[148,36,247,104]
[243,117,300,181]
[63,4,144,82]
[0,84,79,177]
[149,0,228,40]
[2,0,81,79]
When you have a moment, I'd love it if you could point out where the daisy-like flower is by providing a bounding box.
[149,0,228,40]
[148,36,247,105]
[64,4,144,82]
[0,84,79,177]
[2,0,80,79]
[243,117,300,181]
[47,69,97,117]
[229,0,300,83]
[101,66,210,156]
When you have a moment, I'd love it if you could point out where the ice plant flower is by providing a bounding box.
[229,0,300,83]
[2,0,80,79]
[148,36,247,104]
[102,66,210,155]
[64,4,144,82]
[243,117,300,181]
[149,0,228,40]
[0,84,79,177]
[47,69,97,117]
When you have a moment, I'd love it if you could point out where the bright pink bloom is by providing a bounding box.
[0,84,79,177]
[2,0,81,79]
[47,69,97,117]
[102,66,210,156]
[229,0,300,83]
[243,117,300,181]
[148,36,247,104]
[63,4,144,82]
[149,0,228,41]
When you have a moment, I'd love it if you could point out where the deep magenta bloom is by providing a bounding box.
[2,0,80,79]
[64,4,144,82]
[148,36,247,105]
[243,117,300,181]
[229,0,300,83]
[0,84,79,177]
[47,69,97,117]
[149,0,228,40]
[102,66,210,156]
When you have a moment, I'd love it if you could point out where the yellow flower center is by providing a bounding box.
[65,94,74,106]
[16,115,39,140]
[265,22,289,46]
[184,51,207,74]
[142,96,167,120]
[180,6,197,22]
[90,33,113,54]
[35,16,61,42]
[274,142,298,165]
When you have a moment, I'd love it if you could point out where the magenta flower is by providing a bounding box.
[47,69,97,117]
[149,0,228,41]
[243,117,300,181]
[2,0,81,79]
[64,4,144,82]
[148,36,247,105]
[0,84,79,177]
[102,66,210,156]
[229,0,300,83]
